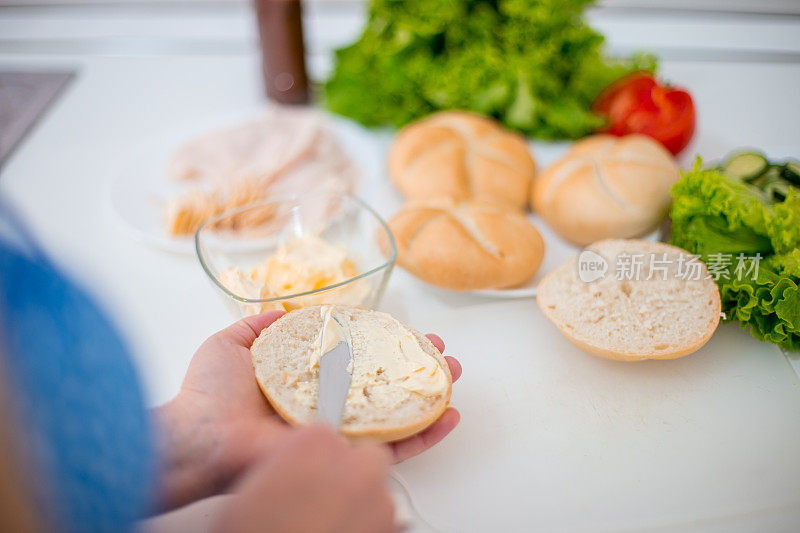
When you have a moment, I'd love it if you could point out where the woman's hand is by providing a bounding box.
[154,311,461,511]
[218,425,396,533]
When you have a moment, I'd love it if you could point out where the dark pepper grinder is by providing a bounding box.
[254,0,310,105]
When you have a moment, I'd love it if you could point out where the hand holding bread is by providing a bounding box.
[167,308,460,510]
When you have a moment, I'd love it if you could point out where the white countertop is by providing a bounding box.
[2,3,800,532]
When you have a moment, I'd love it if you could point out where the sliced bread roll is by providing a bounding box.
[537,239,721,361]
[385,199,545,291]
[251,305,452,441]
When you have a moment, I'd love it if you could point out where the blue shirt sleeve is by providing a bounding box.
[0,242,155,532]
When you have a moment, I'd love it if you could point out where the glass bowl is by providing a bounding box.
[195,191,396,317]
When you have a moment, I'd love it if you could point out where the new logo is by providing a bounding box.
[577,250,608,283]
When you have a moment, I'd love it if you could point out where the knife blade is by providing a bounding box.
[316,314,436,531]
[316,315,352,428]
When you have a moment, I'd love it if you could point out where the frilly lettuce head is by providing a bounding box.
[670,161,800,350]
[323,0,655,139]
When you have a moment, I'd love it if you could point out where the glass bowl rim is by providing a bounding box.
[194,191,397,304]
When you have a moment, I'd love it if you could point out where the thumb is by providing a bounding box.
[218,311,286,348]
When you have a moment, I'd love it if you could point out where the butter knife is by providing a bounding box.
[316,314,352,428]
[316,312,438,531]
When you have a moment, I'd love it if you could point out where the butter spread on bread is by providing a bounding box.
[251,306,452,441]
[304,306,448,403]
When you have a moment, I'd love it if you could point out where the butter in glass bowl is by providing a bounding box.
[195,191,396,317]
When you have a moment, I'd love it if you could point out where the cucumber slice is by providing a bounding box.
[781,160,800,186]
[751,166,780,188]
[723,152,769,182]
[763,179,791,202]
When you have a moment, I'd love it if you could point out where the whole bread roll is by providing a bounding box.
[531,134,679,246]
[251,305,452,442]
[537,239,721,361]
[388,111,536,210]
[385,199,545,290]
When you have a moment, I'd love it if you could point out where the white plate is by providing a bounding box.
[110,133,196,253]
[109,109,273,254]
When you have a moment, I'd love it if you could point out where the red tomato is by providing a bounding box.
[592,72,695,155]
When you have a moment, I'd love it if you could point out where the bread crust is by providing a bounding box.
[387,199,545,290]
[389,111,536,210]
[547,319,719,362]
[537,239,722,361]
[531,134,678,246]
[251,307,452,442]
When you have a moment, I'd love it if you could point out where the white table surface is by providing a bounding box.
[2,3,800,532]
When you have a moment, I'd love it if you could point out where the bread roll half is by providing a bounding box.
[251,305,452,442]
[537,239,721,361]
[385,199,545,291]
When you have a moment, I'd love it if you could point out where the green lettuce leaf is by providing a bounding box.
[670,161,800,350]
[717,252,800,350]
